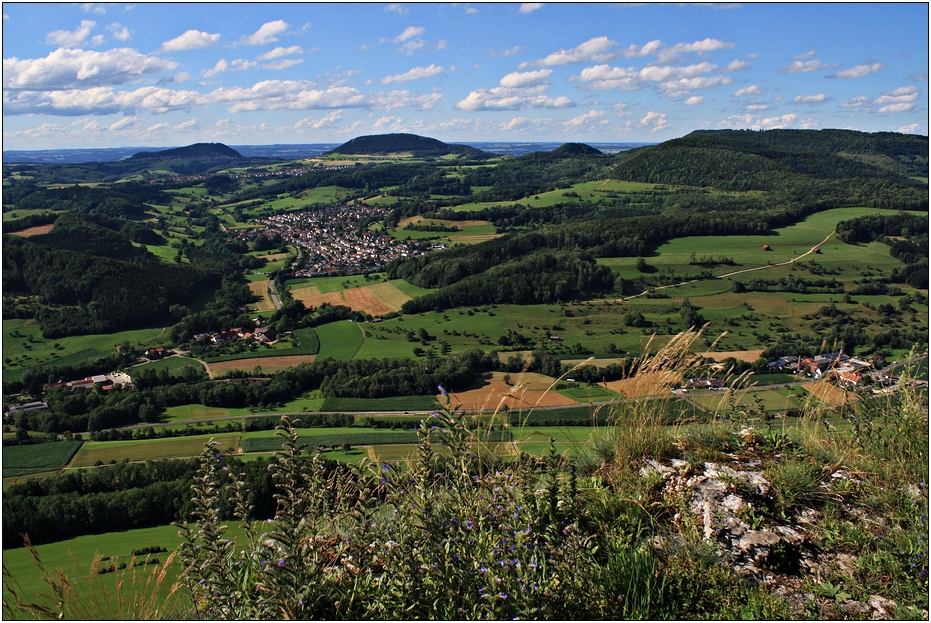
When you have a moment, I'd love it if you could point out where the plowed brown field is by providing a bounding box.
[10,224,54,237]
[205,355,316,376]
[443,372,576,411]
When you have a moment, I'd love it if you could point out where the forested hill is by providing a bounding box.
[328,133,491,159]
[129,143,243,160]
[611,129,928,191]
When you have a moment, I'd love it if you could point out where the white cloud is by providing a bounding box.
[657,38,734,62]
[79,3,107,13]
[639,61,716,82]
[721,59,751,72]
[791,93,829,105]
[263,59,304,71]
[898,123,920,133]
[520,36,618,68]
[840,86,919,114]
[393,26,425,42]
[455,85,575,111]
[569,64,643,91]
[839,95,871,110]
[107,23,132,41]
[657,75,732,99]
[684,95,705,105]
[617,40,662,59]
[563,109,609,131]
[519,3,545,13]
[733,85,764,97]
[241,20,290,46]
[161,29,220,51]
[108,116,138,131]
[294,111,347,130]
[368,90,444,110]
[778,52,831,74]
[832,62,884,79]
[380,64,445,84]
[639,111,668,132]
[496,46,524,58]
[499,69,552,88]
[46,20,98,47]
[257,46,303,61]
[385,4,408,14]
[721,112,798,130]
[4,48,177,90]
[373,115,405,130]
[3,85,201,116]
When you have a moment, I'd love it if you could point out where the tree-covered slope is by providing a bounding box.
[611,129,928,190]
[328,133,490,159]
[130,143,243,160]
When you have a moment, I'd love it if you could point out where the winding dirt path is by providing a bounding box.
[622,232,836,301]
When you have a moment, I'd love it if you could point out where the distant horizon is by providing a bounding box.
[3,3,927,150]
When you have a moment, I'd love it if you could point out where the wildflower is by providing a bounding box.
[278,560,285,567]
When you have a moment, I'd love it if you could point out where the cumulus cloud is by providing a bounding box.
[519,3,544,13]
[563,109,608,131]
[657,75,732,100]
[393,26,425,42]
[639,111,668,132]
[497,46,524,57]
[656,37,734,62]
[4,48,177,90]
[368,90,444,110]
[107,23,132,41]
[201,58,257,77]
[263,59,304,71]
[569,64,643,91]
[241,20,290,46]
[639,61,716,82]
[3,85,201,116]
[79,3,107,14]
[721,59,751,72]
[791,93,829,105]
[831,62,884,79]
[161,29,220,51]
[384,4,408,14]
[898,123,920,133]
[380,64,445,84]
[46,20,98,47]
[455,84,575,111]
[257,46,303,61]
[720,112,798,130]
[373,115,405,130]
[778,51,832,74]
[108,115,138,131]
[684,95,705,105]
[732,85,764,97]
[520,36,618,68]
[840,87,920,113]
[499,69,552,88]
[294,111,347,130]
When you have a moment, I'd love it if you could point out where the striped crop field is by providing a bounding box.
[69,434,242,467]
[248,280,276,311]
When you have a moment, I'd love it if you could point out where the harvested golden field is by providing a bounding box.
[398,216,491,228]
[604,371,681,398]
[290,284,323,299]
[697,349,765,363]
[248,281,276,311]
[205,355,316,376]
[445,372,576,412]
[296,282,411,316]
[452,234,503,244]
[9,224,54,237]
[805,380,855,407]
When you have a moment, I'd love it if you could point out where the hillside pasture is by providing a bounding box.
[315,321,365,360]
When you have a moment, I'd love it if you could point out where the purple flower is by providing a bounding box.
[278,560,285,567]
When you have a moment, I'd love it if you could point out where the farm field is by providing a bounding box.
[315,321,365,360]
[2,319,168,383]
[160,394,326,421]
[129,356,205,376]
[681,386,810,415]
[68,434,243,467]
[448,179,658,212]
[204,355,316,376]
[247,280,276,311]
[293,281,413,316]
[2,441,84,478]
[320,395,440,412]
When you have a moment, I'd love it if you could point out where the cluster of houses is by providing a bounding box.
[226,163,357,181]
[191,325,277,345]
[249,206,423,277]
[768,352,896,389]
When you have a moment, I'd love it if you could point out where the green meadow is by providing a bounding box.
[314,321,365,360]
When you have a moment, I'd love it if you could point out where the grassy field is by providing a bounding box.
[160,394,327,421]
[68,434,242,467]
[2,441,84,478]
[315,321,365,360]
[129,356,204,376]
[320,395,440,412]
[2,320,168,383]
[449,179,658,212]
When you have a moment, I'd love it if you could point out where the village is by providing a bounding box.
[250,205,427,277]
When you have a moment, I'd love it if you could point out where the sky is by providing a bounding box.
[2,2,928,149]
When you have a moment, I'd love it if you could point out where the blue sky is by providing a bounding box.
[3,2,928,149]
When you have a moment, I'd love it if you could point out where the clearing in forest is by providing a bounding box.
[248,281,276,311]
[8,224,54,237]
